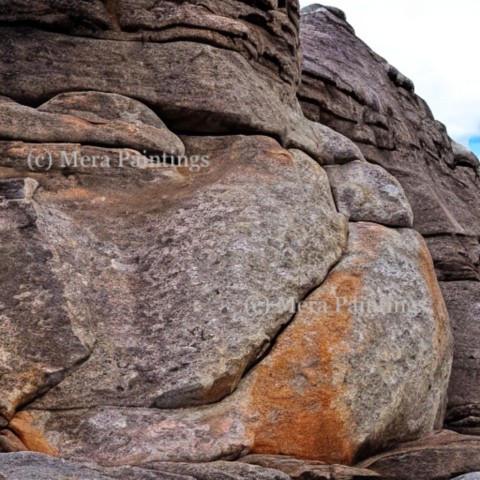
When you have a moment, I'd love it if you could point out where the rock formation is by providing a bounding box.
[299,4,480,457]
[0,1,479,479]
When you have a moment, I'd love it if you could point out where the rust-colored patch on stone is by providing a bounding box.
[8,411,59,456]
[244,222,388,464]
[246,270,363,464]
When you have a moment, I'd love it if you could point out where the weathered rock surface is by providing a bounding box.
[299,7,480,448]
[244,222,452,464]
[0,452,292,480]
[442,282,480,435]
[21,222,450,465]
[1,0,476,476]
[0,94,184,156]
[357,430,480,480]
[325,160,414,227]
[0,136,347,418]
[239,454,379,479]
[19,404,251,464]
[0,186,91,423]
[0,0,113,31]
[299,7,480,273]
[0,0,302,91]
[425,236,480,282]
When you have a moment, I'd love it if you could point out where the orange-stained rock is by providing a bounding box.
[243,222,452,463]
[247,268,360,464]
[8,412,58,456]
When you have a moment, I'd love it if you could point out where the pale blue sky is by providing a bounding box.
[299,1,480,152]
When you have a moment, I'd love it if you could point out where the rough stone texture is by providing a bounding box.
[442,282,480,435]
[22,403,252,464]
[425,236,480,282]
[299,7,480,273]
[0,188,91,423]
[299,6,480,447]
[10,222,449,466]
[243,222,452,464]
[0,0,302,91]
[325,160,414,227]
[357,430,480,480]
[452,140,480,170]
[0,94,184,156]
[239,454,379,479]
[0,27,362,165]
[0,452,292,480]
[0,0,472,475]
[0,136,347,417]
[114,0,302,89]
[0,1,114,31]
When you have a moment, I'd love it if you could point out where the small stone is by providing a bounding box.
[325,160,414,227]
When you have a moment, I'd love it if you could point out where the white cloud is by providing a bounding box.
[299,0,480,147]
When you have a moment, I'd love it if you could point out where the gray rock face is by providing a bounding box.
[0,94,184,156]
[442,282,480,435]
[0,190,90,422]
[325,160,414,227]
[299,7,480,271]
[0,0,302,91]
[0,453,292,480]
[0,0,113,31]
[357,430,480,480]
[299,6,480,444]
[0,136,347,416]
[425,236,480,282]
[114,0,302,90]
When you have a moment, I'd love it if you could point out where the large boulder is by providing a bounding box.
[0,94,184,156]
[243,222,452,464]
[325,160,414,227]
[0,129,348,460]
[17,223,450,465]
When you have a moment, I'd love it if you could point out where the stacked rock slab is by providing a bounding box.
[0,0,473,477]
[299,4,480,440]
